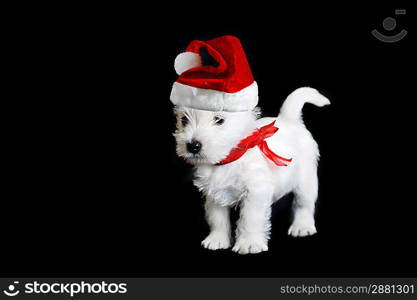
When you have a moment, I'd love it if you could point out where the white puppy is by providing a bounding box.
[174,87,330,254]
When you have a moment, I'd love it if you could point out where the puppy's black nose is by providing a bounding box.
[187,140,202,154]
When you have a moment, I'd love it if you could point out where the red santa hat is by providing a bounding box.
[170,35,258,112]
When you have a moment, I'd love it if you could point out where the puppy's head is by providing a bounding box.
[173,106,259,165]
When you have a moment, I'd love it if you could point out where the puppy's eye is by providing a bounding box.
[213,116,225,125]
[181,116,189,126]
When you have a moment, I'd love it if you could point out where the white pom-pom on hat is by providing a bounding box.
[174,52,201,75]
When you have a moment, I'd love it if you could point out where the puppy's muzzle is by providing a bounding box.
[187,140,202,154]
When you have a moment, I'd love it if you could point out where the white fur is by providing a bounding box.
[173,87,330,254]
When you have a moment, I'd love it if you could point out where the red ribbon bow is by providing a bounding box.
[217,121,292,166]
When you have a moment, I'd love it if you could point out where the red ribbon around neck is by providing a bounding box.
[217,121,292,166]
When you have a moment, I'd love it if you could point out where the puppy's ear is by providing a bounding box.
[173,106,183,120]
[173,107,180,126]
[252,107,262,119]
[173,106,185,129]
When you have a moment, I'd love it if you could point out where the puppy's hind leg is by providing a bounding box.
[288,165,318,237]
[201,197,232,250]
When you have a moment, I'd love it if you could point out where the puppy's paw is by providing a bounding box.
[288,222,317,237]
[232,236,268,255]
[202,232,231,250]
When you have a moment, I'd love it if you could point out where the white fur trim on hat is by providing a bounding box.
[170,81,258,112]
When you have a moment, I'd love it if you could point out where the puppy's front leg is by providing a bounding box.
[201,197,232,250]
[233,186,273,254]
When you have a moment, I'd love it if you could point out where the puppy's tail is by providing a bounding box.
[279,87,330,122]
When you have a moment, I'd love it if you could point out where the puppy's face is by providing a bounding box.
[174,106,258,165]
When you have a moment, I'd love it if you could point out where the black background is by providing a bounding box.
[2,4,415,277]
